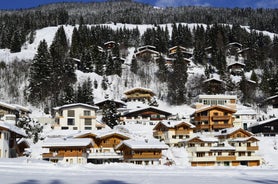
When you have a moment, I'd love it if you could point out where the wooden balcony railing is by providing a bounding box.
[212,116,230,121]
[216,156,236,161]
[195,116,209,121]
[247,146,259,151]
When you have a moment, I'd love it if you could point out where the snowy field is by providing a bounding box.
[0,135,277,184]
[0,158,278,184]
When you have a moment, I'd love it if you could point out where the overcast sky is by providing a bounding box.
[0,0,277,10]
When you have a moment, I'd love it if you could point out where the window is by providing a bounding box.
[73,127,78,130]
[218,152,222,156]
[68,110,75,117]
[197,152,205,157]
[85,119,92,125]
[84,110,91,116]
[61,127,69,130]
[85,127,92,130]
[67,118,75,125]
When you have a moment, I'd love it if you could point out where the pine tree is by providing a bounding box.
[156,55,168,82]
[102,100,120,129]
[167,47,188,105]
[28,39,52,105]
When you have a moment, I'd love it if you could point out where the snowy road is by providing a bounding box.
[0,159,277,184]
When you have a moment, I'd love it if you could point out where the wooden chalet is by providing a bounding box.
[203,77,225,94]
[74,131,130,164]
[134,45,160,61]
[248,117,278,136]
[180,127,261,167]
[153,120,195,146]
[0,121,27,158]
[191,105,236,132]
[122,87,156,102]
[227,61,245,74]
[264,95,278,109]
[0,101,31,122]
[168,46,193,59]
[226,42,243,56]
[42,138,93,164]
[104,41,116,49]
[116,139,168,165]
[95,99,126,110]
[121,106,172,125]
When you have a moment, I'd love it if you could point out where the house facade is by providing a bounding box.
[75,131,130,164]
[122,87,156,103]
[248,117,278,136]
[53,103,102,131]
[194,95,237,109]
[121,106,172,125]
[42,138,92,164]
[116,139,168,165]
[191,105,236,132]
[153,120,195,146]
[0,101,31,123]
[180,127,261,167]
[0,121,27,158]
[233,109,257,130]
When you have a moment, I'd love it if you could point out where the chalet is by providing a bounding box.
[226,42,243,56]
[168,46,193,59]
[122,87,156,103]
[0,121,27,158]
[191,105,236,132]
[180,127,261,167]
[248,117,278,136]
[227,61,245,74]
[116,139,168,165]
[153,120,195,146]
[121,106,172,125]
[193,94,237,109]
[203,77,225,94]
[104,41,116,49]
[42,138,93,164]
[0,101,31,123]
[164,56,192,67]
[264,95,278,109]
[53,103,103,131]
[74,130,130,164]
[95,99,126,111]
[134,45,160,61]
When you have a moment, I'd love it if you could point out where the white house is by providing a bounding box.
[0,121,27,158]
[53,103,103,131]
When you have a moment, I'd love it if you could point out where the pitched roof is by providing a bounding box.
[116,139,168,150]
[229,136,259,142]
[153,120,195,130]
[182,136,218,143]
[195,105,236,114]
[123,106,172,116]
[0,101,31,113]
[248,117,278,128]
[0,121,27,137]
[124,87,155,95]
[42,138,92,148]
[53,103,99,111]
[216,127,253,137]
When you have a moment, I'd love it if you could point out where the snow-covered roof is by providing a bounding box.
[229,136,259,142]
[116,139,168,150]
[182,136,218,143]
[215,127,249,137]
[94,99,126,106]
[227,61,246,67]
[134,48,160,56]
[123,106,172,116]
[0,121,27,137]
[195,105,236,114]
[226,42,242,47]
[235,108,257,115]
[248,117,278,128]
[137,45,156,50]
[53,103,99,111]
[158,120,195,129]
[123,87,155,95]
[198,94,237,100]
[0,101,31,113]
[42,138,92,148]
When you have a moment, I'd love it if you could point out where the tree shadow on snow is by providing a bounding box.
[15,179,63,184]
[95,180,130,184]
[241,179,278,184]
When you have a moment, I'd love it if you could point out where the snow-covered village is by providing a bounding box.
[0,0,278,183]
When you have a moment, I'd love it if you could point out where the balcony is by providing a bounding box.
[187,147,211,152]
[188,156,216,162]
[216,156,236,161]
[212,116,230,121]
[195,116,209,121]
[80,115,96,119]
[88,152,122,159]
[247,146,259,151]
[196,124,210,130]
[153,131,163,137]
[175,130,191,135]
[213,124,233,129]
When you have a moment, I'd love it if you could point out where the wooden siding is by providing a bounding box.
[216,156,236,161]
[247,146,259,151]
